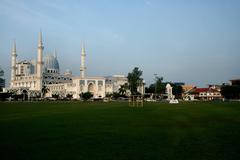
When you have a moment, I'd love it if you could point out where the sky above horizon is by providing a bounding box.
[0,0,240,87]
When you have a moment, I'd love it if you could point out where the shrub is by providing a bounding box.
[80,92,93,101]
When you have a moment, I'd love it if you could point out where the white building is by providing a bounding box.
[0,67,5,91]
[9,32,72,98]
[105,75,128,94]
[9,33,44,97]
[9,32,144,99]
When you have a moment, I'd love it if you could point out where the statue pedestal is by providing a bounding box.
[169,99,179,104]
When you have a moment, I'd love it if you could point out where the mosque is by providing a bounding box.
[8,32,144,99]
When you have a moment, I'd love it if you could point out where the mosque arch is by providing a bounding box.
[88,83,95,94]
[22,89,28,101]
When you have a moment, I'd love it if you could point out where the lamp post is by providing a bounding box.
[154,73,157,100]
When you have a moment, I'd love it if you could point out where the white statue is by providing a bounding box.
[166,83,173,100]
[166,83,179,104]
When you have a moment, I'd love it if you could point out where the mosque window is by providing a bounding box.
[98,81,103,85]
[80,80,85,85]
[87,80,95,84]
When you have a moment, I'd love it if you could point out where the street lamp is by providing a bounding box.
[154,73,157,100]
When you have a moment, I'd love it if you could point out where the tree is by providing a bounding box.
[155,76,165,94]
[80,92,93,101]
[221,85,240,99]
[112,92,121,99]
[127,67,143,95]
[52,94,59,99]
[106,93,113,98]
[145,76,165,94]
[66,94,73,99]
[171,84,183,99]
[0,92,12,101]
[118,83,128,96]
[145,84,155,93]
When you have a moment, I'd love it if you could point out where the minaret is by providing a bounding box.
[36,31,44,90]
[10,40,17,86]
[80,43,86,78]
[53,48,57,58]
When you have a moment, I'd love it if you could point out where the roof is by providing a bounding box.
[194,88,209,93]
[44,54,59,72]
[194,88,219,93]
[230,79,240,82]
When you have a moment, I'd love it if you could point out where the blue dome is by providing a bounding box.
[44,54,59,73]
[0,66,4,77]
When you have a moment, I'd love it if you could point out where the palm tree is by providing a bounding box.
[119,83,128,96]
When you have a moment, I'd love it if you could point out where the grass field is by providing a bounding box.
[0,101,240,160]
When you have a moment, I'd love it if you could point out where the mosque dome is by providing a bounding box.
[43,54,60,74]
[64,69,72,75]
[0,66,4,77]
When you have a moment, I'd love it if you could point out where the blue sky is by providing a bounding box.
[0,0,240,86]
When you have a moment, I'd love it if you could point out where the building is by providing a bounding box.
[182,85,196,93]
[195,88,222,100]
[45,43,106,99]
[173,82,185,86]
[9,34,43,96]
[182,84,222,101]
[15,60,35,76]
[105,75,128,94]
[8,32,144,99]
[182,85,196,101]
[208,84,222,91]
[9,32,72,98]
[0,67,5,92]
[230,79,240,86]
[187,87,222,101]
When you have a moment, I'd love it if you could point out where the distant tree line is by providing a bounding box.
[145,76,183,99]
[221,85,240,99]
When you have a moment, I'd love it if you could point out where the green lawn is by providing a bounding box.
[0,101,240,160]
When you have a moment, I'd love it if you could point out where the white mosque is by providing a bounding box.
[8,32,144,99]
